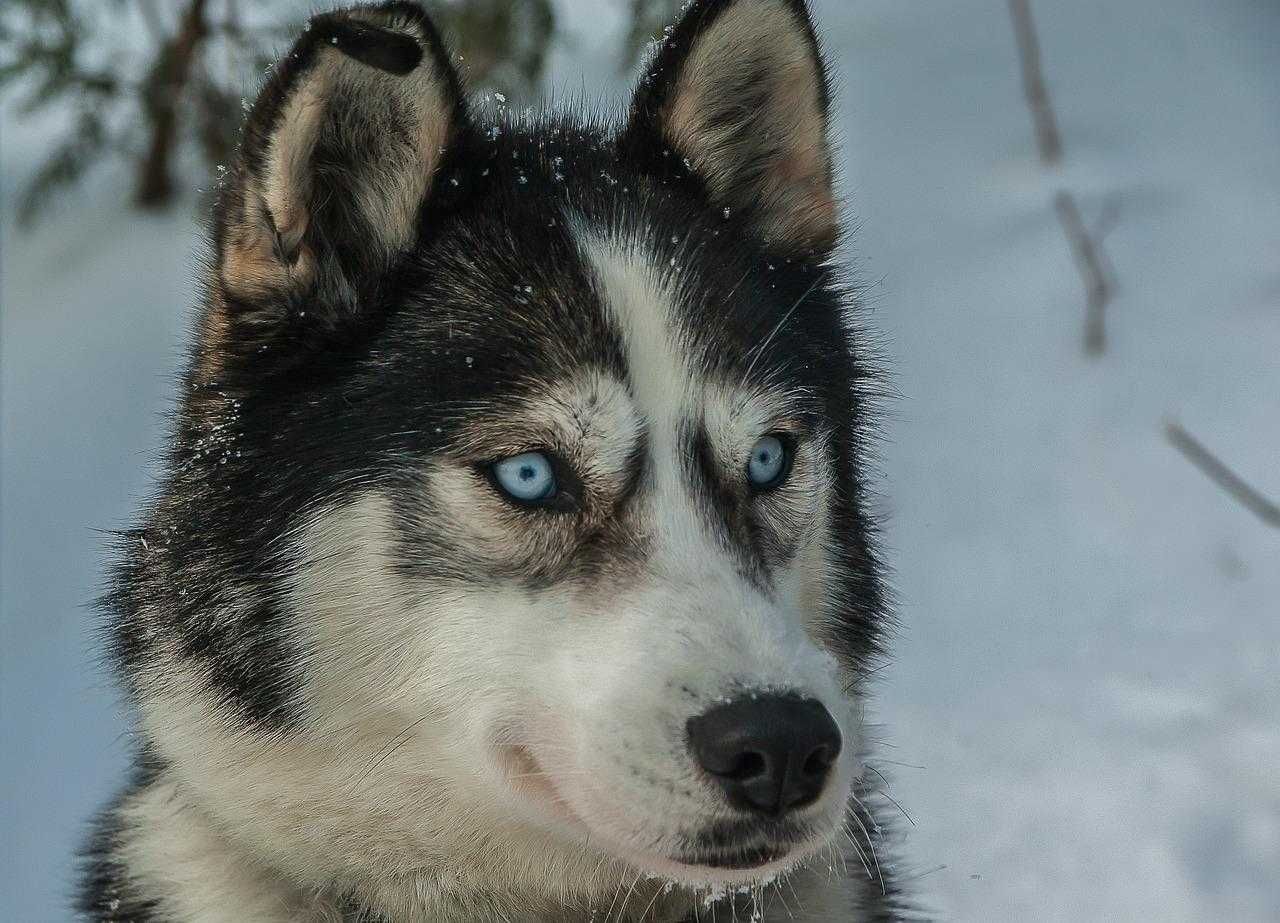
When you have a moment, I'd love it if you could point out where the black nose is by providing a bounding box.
[686,695,842,816]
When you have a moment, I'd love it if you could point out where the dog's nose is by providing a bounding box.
[686,695,842,816]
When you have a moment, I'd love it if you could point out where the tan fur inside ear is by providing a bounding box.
[222,72,329,301]
[221,12,455,301]
[665,0,835,251]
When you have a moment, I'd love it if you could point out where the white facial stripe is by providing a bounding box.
[569,226,710,571]
[572,226,690,457]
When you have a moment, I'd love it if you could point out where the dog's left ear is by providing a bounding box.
[211,2,465,354]
[621,0,836,256]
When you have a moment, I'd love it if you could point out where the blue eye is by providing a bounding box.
[492,452,557,503]
[747,435,789,489]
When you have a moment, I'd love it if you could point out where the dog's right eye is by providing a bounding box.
[746,434,792,491]
[491,452,558,505]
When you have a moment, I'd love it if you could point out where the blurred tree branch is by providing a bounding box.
[1008,0,1062,165]
[1054,191,1115,356]
[1165,423,1280,528]
[2,0,701,226]
[135,0,208,206]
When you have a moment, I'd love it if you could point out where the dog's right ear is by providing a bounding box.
[620,0,836,257]
[212,2,464,341]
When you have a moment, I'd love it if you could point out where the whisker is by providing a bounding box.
[876,787,916,827]
[354,713,432,783]
[821,840,846,881]
[842,827,874,881]
[603,869,628,922]
[636,879,665,922]
[613,872,643,923]
[902,863,948,883]
[739,275,823,387]
[864,764,892,791]
[846,798,886,894]
[772,878,795,919]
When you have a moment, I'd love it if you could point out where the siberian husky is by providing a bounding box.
[80,1,908,920]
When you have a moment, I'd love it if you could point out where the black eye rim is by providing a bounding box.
[479,450,581,513]
[746,432,796,493]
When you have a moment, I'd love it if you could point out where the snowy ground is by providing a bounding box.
[3,1,1278,919]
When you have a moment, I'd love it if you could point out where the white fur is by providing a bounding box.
[111,779,338,923]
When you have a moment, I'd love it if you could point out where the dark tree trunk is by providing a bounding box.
[134,0,209,207]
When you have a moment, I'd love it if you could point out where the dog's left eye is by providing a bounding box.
[492,452,558,504]
[747,435,791,490]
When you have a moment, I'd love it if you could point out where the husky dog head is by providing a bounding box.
[113,0,888,915]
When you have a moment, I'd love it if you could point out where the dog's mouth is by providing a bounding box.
[668,816,818,871]
[495,741,835,883]
[670,842,790,870]
[639,825,826,885]
[615,831,817,886]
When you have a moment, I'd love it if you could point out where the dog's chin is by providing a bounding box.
[625,844,807,887]
[601,826,836,890]
[494,744,839,889]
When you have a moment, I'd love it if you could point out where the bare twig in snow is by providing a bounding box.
[1054,191,1112,355]
[1089,192,1123,293]
[902,864,949,884]
[1166,422,1280,528]
[1008,0,1063,165]
[1092,191,1123,241]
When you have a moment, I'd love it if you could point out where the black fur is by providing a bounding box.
[77,754,167,923]
[312,15,425,75]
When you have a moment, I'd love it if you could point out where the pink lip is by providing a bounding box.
[495,743,590,830]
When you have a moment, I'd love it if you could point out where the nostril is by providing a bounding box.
[802,743,837,777]
[720,750,767,781]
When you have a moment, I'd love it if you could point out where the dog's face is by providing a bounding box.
[127,0,886,906]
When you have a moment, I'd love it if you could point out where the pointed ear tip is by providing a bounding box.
[306,8,437,77]
[684,0,820,25]
[645,0,829,78]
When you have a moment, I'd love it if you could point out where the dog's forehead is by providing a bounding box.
[568,223,797,437]
[393,150,835,431]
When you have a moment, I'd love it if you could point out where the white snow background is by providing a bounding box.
[2,1,1278,919]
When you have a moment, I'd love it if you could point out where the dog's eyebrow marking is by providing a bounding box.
[683,418,738,542]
